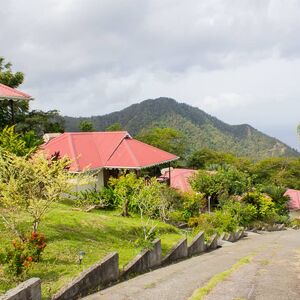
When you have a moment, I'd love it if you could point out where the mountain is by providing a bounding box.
[64,97,299,159]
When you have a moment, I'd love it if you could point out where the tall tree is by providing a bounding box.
[105,123,123,131]
[136,127,186,158]
[18,110,65,136]
[79,120,94,132]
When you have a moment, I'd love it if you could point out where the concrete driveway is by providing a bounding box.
[84,230,300,300]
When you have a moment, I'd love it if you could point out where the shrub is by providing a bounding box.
[0,151,72,239]
[109,172,144,217]
[74,187,118,210]
[219,199,257,227]
[191,167,250,207]
[0,232,46,277]
[181,192,206,221]
[188,210,238,238]
[242,192,276,222]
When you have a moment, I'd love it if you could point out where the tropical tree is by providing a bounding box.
[18,110,65,136]
[109,172,143,217]
[106,123,123,131]
[137,127,186,158]
[0,57,28,128]
[0,126,39,156]
[79,120,94,132]
[0,150,72,240]
[191,167,250,207]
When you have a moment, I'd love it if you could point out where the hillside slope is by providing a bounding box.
[64,98,299,158]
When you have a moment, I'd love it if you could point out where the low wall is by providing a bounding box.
[3,228,248,299]
[122,239,162,278]
[188,231,205,257]
[52,252,119,300]
[162,238,188,265]
[149,239,162,268]
[1,278,41,300]
[206,234,218,250]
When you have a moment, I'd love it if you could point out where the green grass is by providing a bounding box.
[188,255,253,300]
[0,202,185,299]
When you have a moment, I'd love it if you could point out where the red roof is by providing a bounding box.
[41,131,179,172]
[284,189,300,211]
[160,168,197,192]
[0,83,33,101]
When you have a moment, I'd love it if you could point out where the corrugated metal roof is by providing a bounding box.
[41,131,179,172]
[284,189,300,211]
[0,83,33,101]
[160,168,197,192]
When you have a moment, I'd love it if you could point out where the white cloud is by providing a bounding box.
[0,0,300,148]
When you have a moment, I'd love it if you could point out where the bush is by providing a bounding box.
[242,192,276,222]
[180,192,206,221]
[188,210,238,238]
[219,199,257,227]
[0,232,46,277]
[74,187,118,210]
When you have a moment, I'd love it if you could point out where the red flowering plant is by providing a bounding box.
[27,232,47,262]
[0,232,47,277]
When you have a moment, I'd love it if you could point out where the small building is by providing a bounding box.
[0,83,33,124]
[41,131,179,190]
[159,168,197,193]
[284,189,300,219]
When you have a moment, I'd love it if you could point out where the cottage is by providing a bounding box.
[0,83,33,124]
[284,189,300,219]
[159,168,197,193]
[41,131,179,190]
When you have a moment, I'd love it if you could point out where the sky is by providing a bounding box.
[1,0,300,149]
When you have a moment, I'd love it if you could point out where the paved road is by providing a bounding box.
[84,230,300,300]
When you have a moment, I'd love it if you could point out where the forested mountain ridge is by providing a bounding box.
[64,97,299,158]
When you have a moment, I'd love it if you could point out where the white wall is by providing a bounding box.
[71,169,104,193]
[289,210,300,220]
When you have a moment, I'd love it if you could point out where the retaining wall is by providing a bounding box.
[188,231,205,257]
[3,229,247,299]
[122,239,162,278]
[162,238,188,265]
[206,234,218,250]
[1,278,41,300]
[52,252,119,300]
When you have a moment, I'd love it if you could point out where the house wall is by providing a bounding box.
[72,169,104,193]
[289,210,300,220]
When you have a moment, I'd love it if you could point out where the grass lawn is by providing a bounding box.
[0,201,189,299]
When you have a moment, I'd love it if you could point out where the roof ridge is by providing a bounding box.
[122,138,140,167]
[104,132,131,165]
[63,131,129,135]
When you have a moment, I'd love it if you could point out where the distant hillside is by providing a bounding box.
[64,98,299,159]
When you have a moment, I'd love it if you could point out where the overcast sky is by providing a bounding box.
[1,0,299,149]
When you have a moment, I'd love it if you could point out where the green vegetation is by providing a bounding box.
[105,122,123,131]
[64,97,299,159]
[137,127,186,158]
[79,120,94,132]
[0,202,185,298]
[0,56,65,136]
[0,58,298,299]
[188,255,253,300]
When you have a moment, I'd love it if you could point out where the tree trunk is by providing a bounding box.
[122,199,129,217]
[32,220,39,233]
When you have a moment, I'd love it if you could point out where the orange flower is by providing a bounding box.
[27,256,33,262]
